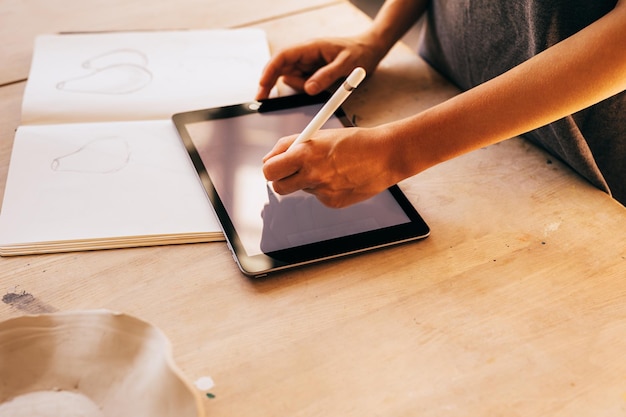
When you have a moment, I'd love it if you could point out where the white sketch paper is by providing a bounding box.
[0,29,271,254]
[21,29,271,124]
[0,121,217,243]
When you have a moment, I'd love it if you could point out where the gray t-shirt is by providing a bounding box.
[419,0,625,205]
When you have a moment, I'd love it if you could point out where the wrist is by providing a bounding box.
[374,115,445,184]
[356,27,394,63]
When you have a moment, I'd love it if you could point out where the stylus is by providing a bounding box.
[288,67,366,150]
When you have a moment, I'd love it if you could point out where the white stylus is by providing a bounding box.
[288,67,366,150]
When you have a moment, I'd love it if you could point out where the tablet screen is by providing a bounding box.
[173,94,429,276]
[185,105,413,255]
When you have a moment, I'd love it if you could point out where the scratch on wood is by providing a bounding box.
[2,291,57,314]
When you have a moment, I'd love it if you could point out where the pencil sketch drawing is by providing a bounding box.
[56,49,153,95]
[81,48,149,69]
[51,137,131,174]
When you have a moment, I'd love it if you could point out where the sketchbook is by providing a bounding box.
[0,29,272,256]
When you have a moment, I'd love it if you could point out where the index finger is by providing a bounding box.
[256,61,283,100]
[256,50,303,100]
[262,135,295,163]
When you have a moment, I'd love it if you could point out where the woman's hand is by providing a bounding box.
[262,126,400,208]
[255,34,385,100]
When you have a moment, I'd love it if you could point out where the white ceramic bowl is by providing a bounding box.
[0,310,204,417]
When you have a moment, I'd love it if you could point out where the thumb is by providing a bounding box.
[305,57,353,95]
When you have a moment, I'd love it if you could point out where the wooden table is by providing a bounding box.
[2,1,626,416]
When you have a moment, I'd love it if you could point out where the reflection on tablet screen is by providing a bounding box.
[186,104,411,257]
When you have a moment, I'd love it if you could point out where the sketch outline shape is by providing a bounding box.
[56,48,153,95]
[51,136,131,174]
[81,48,149,69]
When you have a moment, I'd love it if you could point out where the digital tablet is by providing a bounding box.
[172,93,429,277]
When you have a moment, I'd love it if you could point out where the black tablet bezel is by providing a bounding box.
[173,93,430,277]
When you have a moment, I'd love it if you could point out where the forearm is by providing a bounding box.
[360,0,428,58]
[386,1,626,181]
